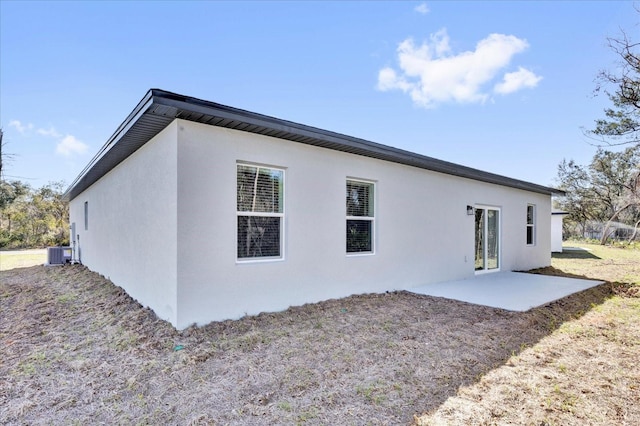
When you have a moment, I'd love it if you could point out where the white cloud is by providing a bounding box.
[9,120,34,134]
[377,29,540,108]
[494,66,542,94]
[378,68,412,92]
[8,119,89,158]
[415,3,429,14]
[56,135,88,157]
[37,126,62,138]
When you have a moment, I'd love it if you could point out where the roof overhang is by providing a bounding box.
[63,89,565,201]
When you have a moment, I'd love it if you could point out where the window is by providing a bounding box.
[346,179,375,254]
[84,201,88,231]
[237,164,284,260]
[526,204,536,245]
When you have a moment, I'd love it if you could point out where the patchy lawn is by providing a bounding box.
[1,243,638,425]
[414,243,640,426]
[0,249,47,271]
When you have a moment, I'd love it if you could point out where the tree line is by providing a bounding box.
[556,146,640,244]
[0,180,69,249]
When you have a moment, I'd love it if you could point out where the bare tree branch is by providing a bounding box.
[588,22,640,148]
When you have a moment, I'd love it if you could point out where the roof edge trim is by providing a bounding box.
[63,88,565,201]
[62,90,156,200]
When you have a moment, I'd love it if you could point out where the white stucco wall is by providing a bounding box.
[174,120,552,329]
[551,214,565,253]
[68,122,179,325]
[69,118,553,329]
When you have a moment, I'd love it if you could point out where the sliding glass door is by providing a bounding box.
[475,206,500,272]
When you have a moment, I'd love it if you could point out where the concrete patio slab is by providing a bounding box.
[408,272,604,311]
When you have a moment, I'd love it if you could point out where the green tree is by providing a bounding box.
[0,180,30,244]
[557,146,640,244]
[0,180,30,210]
[0,181,69,248]
[556,159,601,235]
[590,147,640,242]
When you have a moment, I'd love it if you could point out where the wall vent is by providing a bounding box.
[47,247,72,265]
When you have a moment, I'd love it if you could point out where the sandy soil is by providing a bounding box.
[1,249,638,425]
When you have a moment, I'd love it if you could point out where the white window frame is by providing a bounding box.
[475,205,501,274]
[526,204,536,246]
[236,163,285,263]
[346,178,376,256]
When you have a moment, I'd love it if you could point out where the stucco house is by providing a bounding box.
[64,89,563,329]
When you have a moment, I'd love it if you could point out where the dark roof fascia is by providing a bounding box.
[63,89,564,201]
[63,90,156,201]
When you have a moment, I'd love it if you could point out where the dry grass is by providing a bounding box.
[1,243,638,425]
[0,249,47,271]
[414,242,640,426]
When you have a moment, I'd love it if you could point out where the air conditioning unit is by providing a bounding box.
[47,247,72,265]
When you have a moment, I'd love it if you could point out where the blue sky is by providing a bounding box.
[1,1,637,190]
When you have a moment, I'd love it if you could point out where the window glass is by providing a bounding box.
[237,165,283,213]
[237,216,281,258]
[84,201,88,231]
[346,181,373,217]
[346,220,372,253]
[527,205,534,225]
[526,226,534,245]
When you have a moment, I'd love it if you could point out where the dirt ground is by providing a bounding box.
[1,245,638,425]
